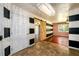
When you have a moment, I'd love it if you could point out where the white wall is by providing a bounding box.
[0,4,3,56]
[0,4,12,56]
[0,4,35,56]
[69,7,79,50]
[11,4,35,55]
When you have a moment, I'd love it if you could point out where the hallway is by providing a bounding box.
[0,3,79,56]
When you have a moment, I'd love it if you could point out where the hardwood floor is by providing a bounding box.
[12,36,79,56]
[69,48,79,56]
[12,41,69,56]
[46,36,68,47]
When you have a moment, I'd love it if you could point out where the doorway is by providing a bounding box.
[35,25,40,42]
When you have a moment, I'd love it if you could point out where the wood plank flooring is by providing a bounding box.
[12,36,79,56]
[12,41,69,56]
[69,48,79,56]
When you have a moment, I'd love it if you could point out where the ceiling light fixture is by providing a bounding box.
[37,3,55,16]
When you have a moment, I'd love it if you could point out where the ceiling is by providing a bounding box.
[14,3,70,23]
[70,3,79,10]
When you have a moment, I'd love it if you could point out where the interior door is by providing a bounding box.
[11,12,29,54]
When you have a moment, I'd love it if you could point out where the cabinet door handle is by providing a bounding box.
[0,36,3,41]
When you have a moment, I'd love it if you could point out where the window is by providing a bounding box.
[29,38,34,45]
[29,18,34,23]
[5,46,10,56]
[4,7,10,19]
[4,28,10,38]
[0,36,2,41]
[29,28,34,34]
[58,23,69,32]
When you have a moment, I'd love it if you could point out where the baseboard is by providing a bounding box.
[54,35,68,37]
[69,46,79,50]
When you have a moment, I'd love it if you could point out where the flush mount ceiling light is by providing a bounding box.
[37,3,55,16]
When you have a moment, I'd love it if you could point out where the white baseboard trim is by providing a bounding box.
[69,46,79,50]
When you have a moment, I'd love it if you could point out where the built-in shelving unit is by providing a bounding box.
[46,22,53,38]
